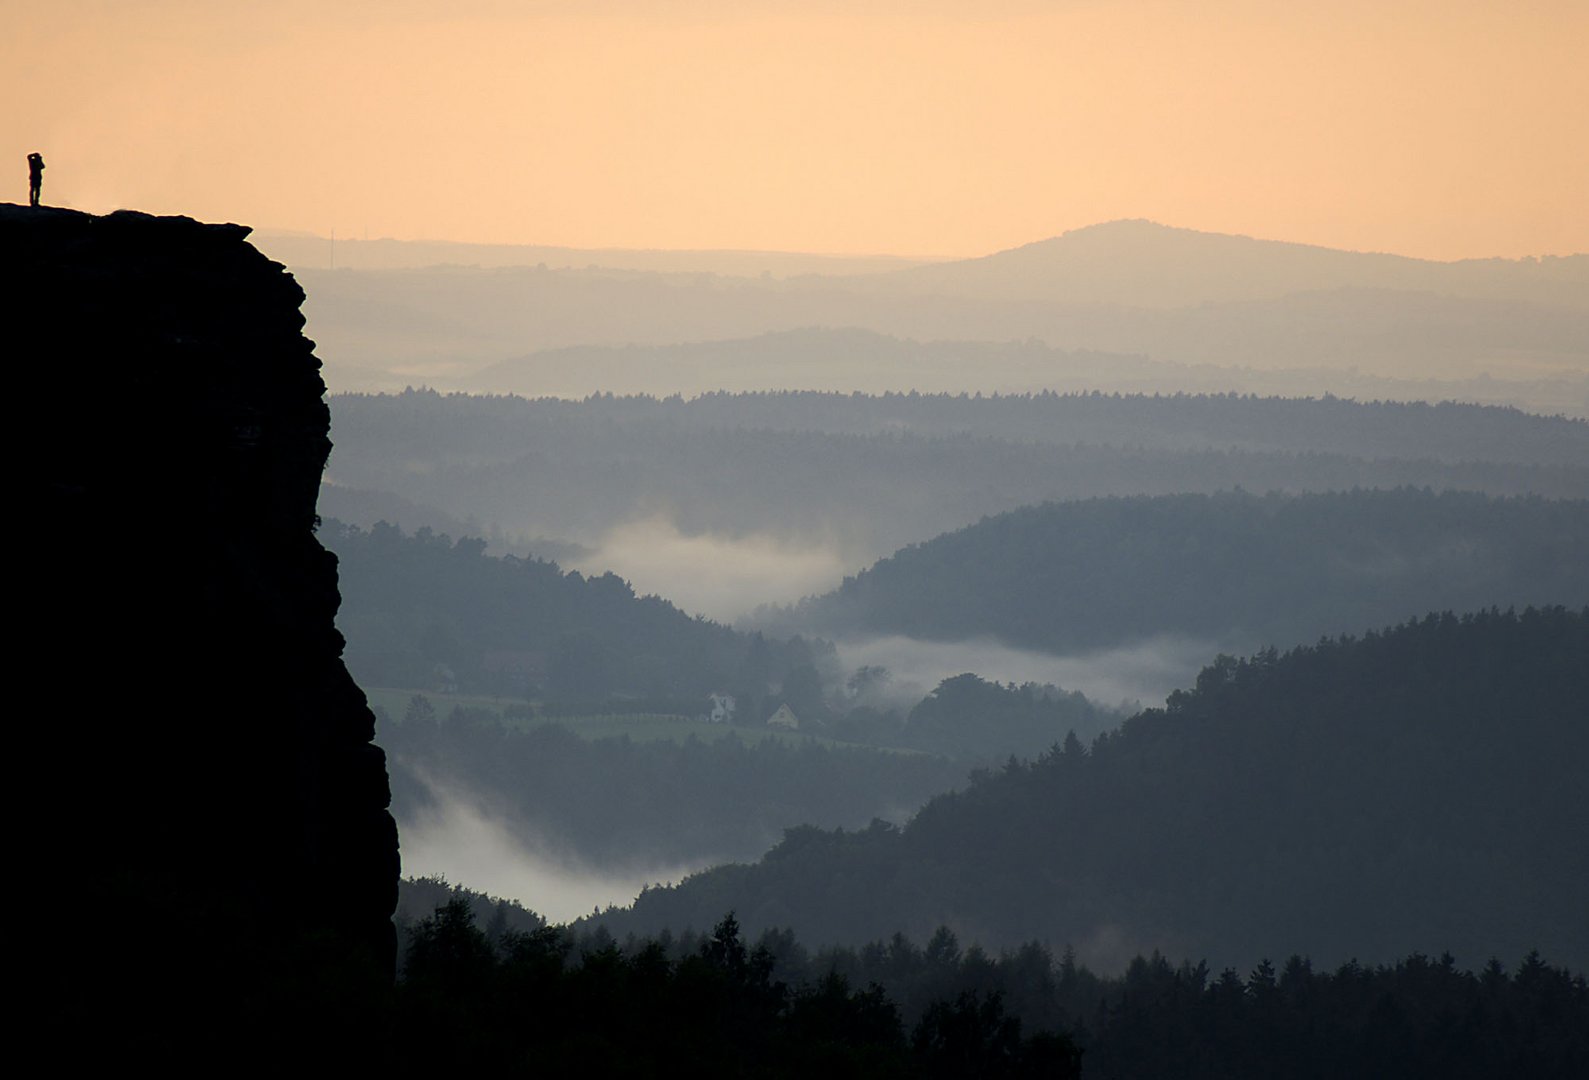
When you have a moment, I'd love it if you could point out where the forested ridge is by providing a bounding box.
[389,881,1588,1078]
[322,389,1588,557]
[385,708,969,868]
[770,489,1589,653]
[329,516,1125,762]
[598,608,1589,970]
[334,386,1589,463]
[324,517,822,704]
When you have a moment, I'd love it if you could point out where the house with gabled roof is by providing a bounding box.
[766,704,800,730]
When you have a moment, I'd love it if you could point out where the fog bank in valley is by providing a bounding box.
[834,634,1219,714]
[566,516,855,622]
[396,773,707,924]
[555,518,1223,706]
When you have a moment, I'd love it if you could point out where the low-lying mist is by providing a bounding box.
[535,511,1223,709]
[835,634,1223,713]
[397,775,709,924]
[566,516,854,622]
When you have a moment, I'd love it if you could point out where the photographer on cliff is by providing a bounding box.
[28,152,45,207]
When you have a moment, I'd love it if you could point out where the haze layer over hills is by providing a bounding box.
[22,0,1589,1050]
[321,390,1587,622]
[262,221,1588,414]
[254,214,1589,1045]
[324,483,1587,919]
[297,221,1587,948]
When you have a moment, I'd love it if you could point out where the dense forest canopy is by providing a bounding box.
[324,517,820,706]
[327,516,1126,760]
[766,489,1589,655]
[337,384,1588,464]
[379,677,1131,884]
[596,608,1589,971]
[440,330,1589,419]
[332,518,1140,888]
[392,878,1588,1079]
[321,389,1588,563]
[385,708,971,871]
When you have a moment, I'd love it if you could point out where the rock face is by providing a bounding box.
[8,204,398,1059]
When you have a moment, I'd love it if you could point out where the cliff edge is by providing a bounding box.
[7,204,398,1059]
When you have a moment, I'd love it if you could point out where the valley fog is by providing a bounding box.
[396,773,709,925]
[25,0,1589,1067]
[566,516,854,623]
[833,633,1218,713]
[487,512,1221,707]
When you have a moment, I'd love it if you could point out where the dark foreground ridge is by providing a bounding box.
[599,607,1589,970]
[8,204,399,1062]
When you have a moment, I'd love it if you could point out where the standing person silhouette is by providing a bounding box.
[28,153,45,207]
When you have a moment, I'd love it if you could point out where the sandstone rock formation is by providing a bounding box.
[8,203,398,1061]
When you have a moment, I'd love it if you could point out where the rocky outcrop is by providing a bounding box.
[8,204,398,1060]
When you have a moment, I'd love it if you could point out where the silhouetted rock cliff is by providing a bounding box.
[7,204,398,1061]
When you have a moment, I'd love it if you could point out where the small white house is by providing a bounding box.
[766,704,800,730]
[708,692,737,724]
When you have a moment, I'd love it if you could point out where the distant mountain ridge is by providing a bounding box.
[296,244,1586,396]
[878,219,1589,309]
[260,220,1586,309]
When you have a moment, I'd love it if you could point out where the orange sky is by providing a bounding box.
[7,0,1587,259]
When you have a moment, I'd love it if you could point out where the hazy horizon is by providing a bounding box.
[10,2,1588,261]
[255,217,1586,269]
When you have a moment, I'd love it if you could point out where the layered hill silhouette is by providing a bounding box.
[765,489,1589,654]
[322,517,819,705]
[282,222,1587,398]
[23,202,1583,1069]
[453,327,1589,411]
[598,607,1589,970]
[324,390,1589,566]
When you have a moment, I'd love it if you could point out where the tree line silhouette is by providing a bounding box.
[390,886,1586,1077]
[322,389,1588,561]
